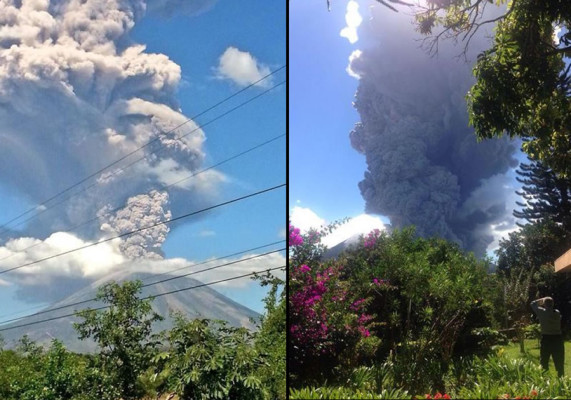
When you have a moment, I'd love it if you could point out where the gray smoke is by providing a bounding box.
[349,5,518,256]
[0,0,230,301]
[99,190,171,259]
[0,0,221,242]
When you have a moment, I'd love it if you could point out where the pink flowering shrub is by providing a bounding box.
[363,229,382,248]
[289,260,377,382]
[289,224,304,246]
[288,222,377,386]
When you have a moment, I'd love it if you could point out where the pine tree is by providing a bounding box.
[514,158,571,232]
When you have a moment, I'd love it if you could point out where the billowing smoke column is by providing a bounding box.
[0,0,225,300]
[349,5,518,256]
[0,0,222,239]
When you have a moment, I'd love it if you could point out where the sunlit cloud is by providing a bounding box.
[346,49,362,79]
[216,46,271,87]
[290,206,386,248]
[290,206,326,233]
[340,0,363,44]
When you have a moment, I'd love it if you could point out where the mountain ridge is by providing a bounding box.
[0,271,260,353]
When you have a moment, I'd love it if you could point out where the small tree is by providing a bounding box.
[155,316,267,400]
[252,270,286,400]
[74,280,163,400]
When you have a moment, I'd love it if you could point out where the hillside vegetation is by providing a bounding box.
[0,277,285,400]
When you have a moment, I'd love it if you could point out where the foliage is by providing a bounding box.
[0,275,283,399]
[19,340,89,400]
[289,223,496,393]
[252,270,286,399]
[454,353,569,399]
[153,316,267,400]
[0,339,90,400]
[495,220,571,334]
[289,224,378,387]
[467,0,570,176]
[291,351,571,399]
[289,385,410,399]
[73,280,163,400]
[514,158,571,231]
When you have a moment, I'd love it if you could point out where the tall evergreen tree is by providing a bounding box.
[514,158,571,232]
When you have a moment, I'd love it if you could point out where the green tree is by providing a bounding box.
[74,280,163,400]
[514,157,571,231]
[496,220,570,275]
[252,271,286,400]
[20,340,88,400]
[155,316,267,400]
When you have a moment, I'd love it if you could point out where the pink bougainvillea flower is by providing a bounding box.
[289,224,304,246]
[299,264,311,273]
[358,326,370,337]
[350,298,366,311]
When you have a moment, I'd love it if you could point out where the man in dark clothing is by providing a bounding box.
[531,296,564,377]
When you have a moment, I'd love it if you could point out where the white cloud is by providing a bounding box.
[279,228,286,239]
[290,206,326,233]
[340,0,363,44]
[321,214,386,248]
[346,49,362,79]
[0,232,285,303]
[216,47,271,87]
[290,206,386,248]
[0,232,126,282]
[198,230,216,237]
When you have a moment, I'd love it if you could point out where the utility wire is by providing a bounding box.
[0,183,286,275]
[0,266,285,332]
[140,248,285,288]
[0,133,285,263]
[0,78,286,235]
[0,245,285,326]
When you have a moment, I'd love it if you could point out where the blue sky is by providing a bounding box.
[0,0,285,321]
[290,0,389,243]
[132,1,286,310]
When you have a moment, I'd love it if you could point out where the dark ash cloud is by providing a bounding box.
[348,5,518,256]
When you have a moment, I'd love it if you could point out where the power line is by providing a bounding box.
[0,133,285,263]
[0,244,285,326]
[141,248,285,288]
[0,183,286,275]
[0,266,285,333]
[0,78,286,235]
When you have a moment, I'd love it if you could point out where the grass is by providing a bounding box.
[501,338,571,377]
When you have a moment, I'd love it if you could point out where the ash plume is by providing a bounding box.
[0,0,220,242]
[99,190,171,260]
[349,5,518,256]
[0,0,232,300]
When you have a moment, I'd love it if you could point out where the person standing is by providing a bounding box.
[530,296,564,377]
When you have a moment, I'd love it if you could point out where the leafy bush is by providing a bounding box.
[289,224,497,393]
[289,386,410,399]
[153,316,268,400]
[524,324,541,340]
[289,224,379,386]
